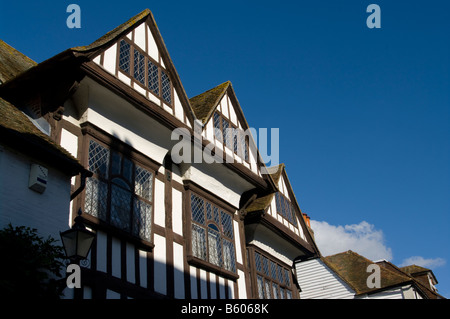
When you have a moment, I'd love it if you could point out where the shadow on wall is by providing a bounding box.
[62,257,235,299]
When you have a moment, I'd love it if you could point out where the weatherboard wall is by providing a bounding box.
[295,258,355,299]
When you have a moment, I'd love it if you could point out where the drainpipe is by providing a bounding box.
[70,169,93,201]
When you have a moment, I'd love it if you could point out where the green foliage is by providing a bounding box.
[0,224,66,298]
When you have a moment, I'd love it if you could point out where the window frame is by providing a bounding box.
[117,38,173,108]
[185,184,239,281]
[249,247,297,299]
[80,125,159,250]
[274,192,299,227]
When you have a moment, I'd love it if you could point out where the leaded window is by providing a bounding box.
[190,193,236,273]
[117,38,173,106]
[147,60,159,95]
[161,70,172,104]
[253,251,294,299]
[134,49,146,85]
[119,40,131,74]
[275,192,298,227]
[84,139,154,242]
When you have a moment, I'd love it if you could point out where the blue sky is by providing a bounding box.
[1,0,449,297]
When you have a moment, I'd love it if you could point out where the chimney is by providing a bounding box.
[302,213,311,228]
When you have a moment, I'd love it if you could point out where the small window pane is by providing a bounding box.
[119,40,131,74]
[147,60,159,95]
[257,275,265,299]
[206,202,212,221]
[284,269,291,286]
[135,165,153,201]
[270,261,277,280]
[192,224,206,260]
[134,50,146,85]
[191,194,205,225]
[88,140,110,178]
[161,70,172,104]
[221,212,234,239]
[84,177,108,221]
[133,199,152,241]
[255,252,262,272]
[272,283,279,299]
[110,183,132,232]
[213,113,222,142]
[222,119,231,147]
[262,256,270,276]
[208,225,222,267]
[223,239,236,272]
[277,265,283,283]
[111,151,122,176]
[264,280,271,299]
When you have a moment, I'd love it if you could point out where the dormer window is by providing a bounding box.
[118,39,172,106]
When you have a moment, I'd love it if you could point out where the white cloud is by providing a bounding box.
[399,256,446,269]
[310,220,393,261]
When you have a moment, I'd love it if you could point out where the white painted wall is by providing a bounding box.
[0,145,72,241]
[295,258,355,299]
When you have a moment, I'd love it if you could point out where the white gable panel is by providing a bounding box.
[134,23,146,52]
[174,89,184,122]
[146,25,159,61]
[221,95,229,118]
[229,100,238,125]
[103,43,117,75]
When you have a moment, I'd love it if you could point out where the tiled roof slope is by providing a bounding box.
[0,96,85,176]
[0,39,37,83]
[322,250,413,296]
[189,81,230,124]
[0,40,85,176]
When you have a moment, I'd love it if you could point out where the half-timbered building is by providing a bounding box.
[0,9,320,299]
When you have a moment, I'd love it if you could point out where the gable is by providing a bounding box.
[87,10,192,128]
[191,82,262,176]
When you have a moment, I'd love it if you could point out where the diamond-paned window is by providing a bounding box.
[134,49,146,85]
[213,112,222,142]
[147,60,159,95]
[253,250,295,299]
[275,192,298,227]
[88,140,110,178]
[84,139,154,243]
[190,192,236,273]
[161,70,172,104]
[119,40,131,74]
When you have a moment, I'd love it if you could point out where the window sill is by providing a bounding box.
[81,214,155,252]
[187,255,239,281]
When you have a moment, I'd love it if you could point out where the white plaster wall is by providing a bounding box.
[172,188,183,236]
[85,77,173,165]
[153,234,167,295]
[173,242,185,298]
[154,178,165,227]
[147,25,159,62]
[103,43,117,76]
